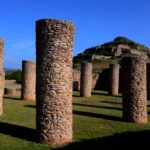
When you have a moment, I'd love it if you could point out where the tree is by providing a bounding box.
[5,70,22,82]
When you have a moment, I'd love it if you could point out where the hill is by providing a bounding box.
[74,36,150,65]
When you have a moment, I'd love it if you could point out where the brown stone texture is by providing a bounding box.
[5,88,17,95]
[36,19,74,145]
[21,60,36,101]
[80,62,92,97]
[147,63,150,99]
[73,69,80,91]
[109,64,120,96]
[5,80,16,84]
[0,39,4,116]
[122,55,147,124]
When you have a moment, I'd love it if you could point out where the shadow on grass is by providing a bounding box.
[73,110,122,122]
[54,130,150,150]
[92,91,122,98]
[73,103,122,111]
[92,91,109,96]
[72,94,80,97]
[4,96,21,100]
[24,105,36,108]
[0,122,36,142]
[100,100,122,105]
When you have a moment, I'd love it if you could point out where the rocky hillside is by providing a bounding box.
[74,36,150,64]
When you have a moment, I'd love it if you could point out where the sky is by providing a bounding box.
[0,0,150,69]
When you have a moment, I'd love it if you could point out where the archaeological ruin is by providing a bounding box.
[80,62,92,97]
[122,55,147,124]
[21,60,36,101]
[0,39,4,116]
[73,69,80,91]
[109,64,120,96]
[5,88,17,95]
[36,19,75,145]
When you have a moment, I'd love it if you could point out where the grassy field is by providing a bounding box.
[0,90,150,149]
[5,83,21,89]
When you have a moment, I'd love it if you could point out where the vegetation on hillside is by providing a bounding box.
[5,70,22,82]
[73,36,150,66]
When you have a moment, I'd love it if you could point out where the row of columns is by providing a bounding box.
[0,19,149,146]
[79,62,120,97]
[20,59,150,102]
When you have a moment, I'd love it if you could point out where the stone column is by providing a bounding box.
[0,39,4,116]
[36,19,75,145]
[122,55,147,124]
[109,64,120,96]
[21,60,36,101]
[147,63,150,99]
[80,62,92,97]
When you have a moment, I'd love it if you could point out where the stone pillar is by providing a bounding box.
[21,60,36,101]
[36,19,75,145]
[80,62,92,97]
[0,39,4,116]
[109,64,120,96]
[122,55,147,124]
[147,63,150,99]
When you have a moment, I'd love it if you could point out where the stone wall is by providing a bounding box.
[122,55,147,124]
[73,67,132,93]
[36,19,75,145]
[5,88,17,95]
[0,39,4,116]
[80,62,92,97]
[21,60,36,101]
[73,69,99,91]
[73,69,80,91]
[5,80,16,84]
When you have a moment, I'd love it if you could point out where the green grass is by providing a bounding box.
[5,83,21,90]
[0,91,150,149]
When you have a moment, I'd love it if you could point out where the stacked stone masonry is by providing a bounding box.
[0,39,4,116]
[21,60,36,101]
[5,88,17,95]
[109,64,120,96]
[80,62,92,97]
[73,69,80,91]
[36,19,75,145]
[5,80,16,84]
[147,63,150,99]
[122,55,147,124]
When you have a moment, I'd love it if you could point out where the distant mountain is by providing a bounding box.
[74,36,150,63]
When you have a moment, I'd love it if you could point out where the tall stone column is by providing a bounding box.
[36,19,75,145]
[0,39,4,116]
[109,64,120,96]
[21,60,36,101]
[122,55,147,124]
[147,63,150,99]
[80,62,92,97]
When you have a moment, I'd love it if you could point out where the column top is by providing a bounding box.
[36,18,75,27]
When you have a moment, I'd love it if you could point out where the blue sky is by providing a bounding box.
[0,0,150,69]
